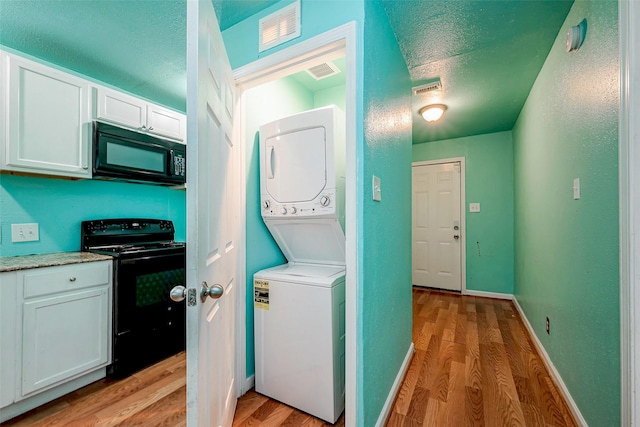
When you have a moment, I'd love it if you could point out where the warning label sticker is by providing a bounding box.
[254,279,269,310]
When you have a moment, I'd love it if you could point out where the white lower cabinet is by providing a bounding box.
[0,260,112,422]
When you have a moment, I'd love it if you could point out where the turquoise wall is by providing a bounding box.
[359,1,413,424]
[512,0,620,425]
[223,0,364,70]
[412,131,515,294]
[0,175,186,257]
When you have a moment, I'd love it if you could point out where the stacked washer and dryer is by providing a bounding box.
[253,105,346,423]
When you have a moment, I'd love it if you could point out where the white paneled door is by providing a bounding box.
[412,162,462,291]
[185,1,238,426]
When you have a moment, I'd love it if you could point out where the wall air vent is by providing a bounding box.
[305,61,341,80]
[259,0,301,53]
[412,79,443,96]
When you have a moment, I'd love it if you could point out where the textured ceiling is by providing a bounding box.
[0,0,573,142]
[382,0,573,143]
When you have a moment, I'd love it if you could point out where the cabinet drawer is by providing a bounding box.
[21,261,111,299]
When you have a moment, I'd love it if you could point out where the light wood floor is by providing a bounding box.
[386,288,577,426]
[2,288,576,427]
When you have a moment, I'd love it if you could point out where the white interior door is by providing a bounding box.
[185,1,238,426]
[412,162,462,291]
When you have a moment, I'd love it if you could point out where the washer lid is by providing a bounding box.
[255,263,345,287]
[264,218,345,266]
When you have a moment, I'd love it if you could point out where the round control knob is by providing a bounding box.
[281,207,288,215]
[263,200,270,209]
[320,195,330,206]
[290,207,297,214]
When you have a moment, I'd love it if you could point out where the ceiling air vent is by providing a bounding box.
[259,1,301,53]
[306,61,341,80]
[413,79,442,96]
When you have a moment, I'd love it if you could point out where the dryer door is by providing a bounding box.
[264,126,326,203]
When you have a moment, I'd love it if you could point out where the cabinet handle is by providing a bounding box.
[148,126,154,131]
[69,276,76,282]
[141,125,147,130]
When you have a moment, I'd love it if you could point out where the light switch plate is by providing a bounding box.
[11,223,39,242]
[469,203,481,213]
[372,175,381,202]
[573,178,580,200]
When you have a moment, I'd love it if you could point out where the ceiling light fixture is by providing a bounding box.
[419,104,447,122]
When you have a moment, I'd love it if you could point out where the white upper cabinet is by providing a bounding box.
[94,87,186,142]
[1,52,91,178]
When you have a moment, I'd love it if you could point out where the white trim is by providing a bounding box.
[512,297,588,426]
[235,89,248,396]
[463,289,512,300]
[232,21,358,425]
[374,343,415,427]
[619,0,639,424]
[412,157,467,294]
[244,375,255,394]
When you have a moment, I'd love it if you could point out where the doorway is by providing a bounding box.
[412,159,466,292]
[233,22,358,425]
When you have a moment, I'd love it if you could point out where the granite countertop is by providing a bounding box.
[0,252,113,273]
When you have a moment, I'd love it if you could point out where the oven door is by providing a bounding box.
[111,251,185,377]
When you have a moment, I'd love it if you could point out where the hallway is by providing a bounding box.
[386,288,577,426]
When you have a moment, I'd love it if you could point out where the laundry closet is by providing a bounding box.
[241,57,347,423]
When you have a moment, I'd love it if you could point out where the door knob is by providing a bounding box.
[453,235,460,240]
[170,285,187,302]
[201,281,224,302]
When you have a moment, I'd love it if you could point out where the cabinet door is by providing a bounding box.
[147,103,186,142]
[4,54,90,178]
[0,272,17,408]
[94,87,146,131]
[21,287,110,396]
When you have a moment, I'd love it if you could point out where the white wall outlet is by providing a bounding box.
[372,175,382,202]
[469,203,481,213]
[573,178,580,200]
[11,223,39,243]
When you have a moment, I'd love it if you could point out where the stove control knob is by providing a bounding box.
[291,207,297,214]
[320,195,330,206]
[281,207,288,215]
[263,200,271,209]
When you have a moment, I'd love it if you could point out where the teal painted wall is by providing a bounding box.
[223,0,364,70]
[360,1,413,424]
[512,1,620,425]
[0,175,186,257]
[315,84,346,110]
[243,76,316,377]
[412,131,515,294]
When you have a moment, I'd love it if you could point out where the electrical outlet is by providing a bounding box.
[546,316,550,334]
[11,223,39,243]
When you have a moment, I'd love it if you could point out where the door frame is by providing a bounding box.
[411,157,467,294]
[232,21,358,425]
[619,0,638,424]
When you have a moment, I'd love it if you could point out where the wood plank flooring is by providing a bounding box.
[386,288,577,427]
[2,288,577,427]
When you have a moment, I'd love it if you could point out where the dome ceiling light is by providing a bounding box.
[419,104,448,122]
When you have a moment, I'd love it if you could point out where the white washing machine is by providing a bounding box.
[254,263,345,423]
[254,105,346,423]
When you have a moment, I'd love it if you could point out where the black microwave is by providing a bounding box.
[93,121,186,186]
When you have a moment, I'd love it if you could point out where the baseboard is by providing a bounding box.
[463,289,513,300]
[511,297,587,426]
[375,342,415,427]
[243,375,255,395]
